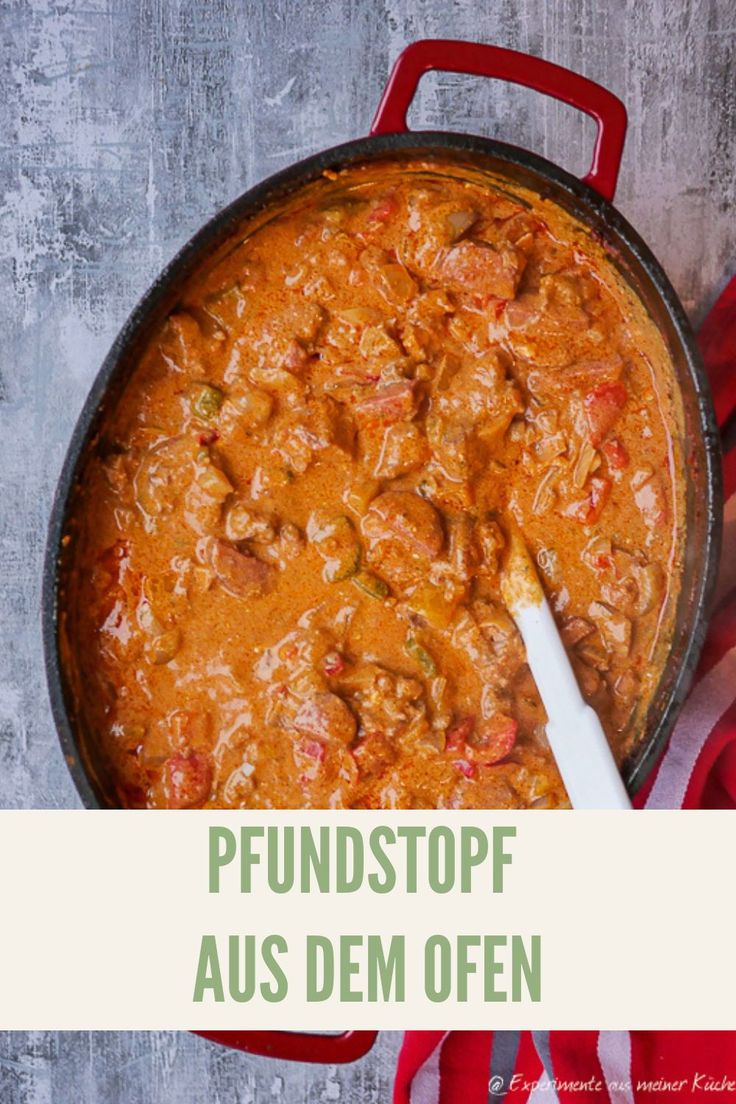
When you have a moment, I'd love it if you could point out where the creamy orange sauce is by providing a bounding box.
[59,159,684,810]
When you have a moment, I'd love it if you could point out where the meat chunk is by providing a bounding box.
[474,516,506,577]
[272,399,340,474]
[561,617,595,646]
[506,273,600,372]
[292,692,357,745]
[632,469,668,530]
[360,247,417,304]
[446,514,476,582]
[351,732,396,779]
[159,311,205,376]
[363,491,444,562]
[219,385,273,436]
[208,538,273,598]
[529,354,625,397]
[439,239,527,300]
[400,191,480,270]
[339,662,427,739]
[373,422,428,478]
[353,380,417,425]
[133,435,197,527]
[427,356,522,479]
[224,503,276,543]
[252,298,325,361]
[589,600,632,657]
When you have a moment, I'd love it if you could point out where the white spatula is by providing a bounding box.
[500,522,632,810]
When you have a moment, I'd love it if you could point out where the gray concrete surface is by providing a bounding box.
[0,0,734,1099]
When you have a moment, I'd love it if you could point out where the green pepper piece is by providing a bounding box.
[190,382,224,421]
[326,543,361,582]
[204,282,245,329]
[405,635,437,676]
[352,570,390,599]
[309,514,361,583]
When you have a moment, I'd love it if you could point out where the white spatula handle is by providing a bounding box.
[514,600,632,810]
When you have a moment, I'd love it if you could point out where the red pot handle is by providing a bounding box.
[370,39,627,203]
[194,1030,378,1064]
[697,274,736,432]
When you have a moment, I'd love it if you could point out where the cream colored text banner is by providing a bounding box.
[0,810,733,1029]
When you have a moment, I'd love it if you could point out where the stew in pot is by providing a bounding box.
[59,159,684,809]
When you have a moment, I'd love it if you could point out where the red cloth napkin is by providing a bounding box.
[394,275,736,1102]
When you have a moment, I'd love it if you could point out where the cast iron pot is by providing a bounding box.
[43,41,722,1064]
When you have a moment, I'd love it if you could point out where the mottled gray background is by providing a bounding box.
[0,0,734,1099]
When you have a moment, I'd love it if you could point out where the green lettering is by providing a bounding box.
[306,936,334,1001]
[228,934,255,1003]
[261,935,289,1002]
[239,827,264,892]
[492,827,516,893]
[483,935,507,1002]
[427,826,454,893]
[301,826,330,892]
[208,827,236,893]
[396,826,426,893]
[425,935,451,1002]
[367,827,396,893]
[367,935,404,1001]
[336,828,363,892]
[457,935,481,1001]
[459,828,487,893]
[192,935,224,1003]
[512,935,541,1002]
[340,935,363,1002]
[267,825,294,893]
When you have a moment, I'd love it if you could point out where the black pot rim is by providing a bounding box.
[42,129,723,809]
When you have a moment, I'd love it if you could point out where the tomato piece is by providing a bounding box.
[445,716,475,753]
[198,429,219,447]
[323,651,347,677]
[368,195,399,223]
[294,736,326,785]
[162,751,213,808]
[602,437,629,470]
[295,736,326,763]
[583,381,627,445]
[453,758,476,779]
[565,476,612,524]
[476,715,518,765]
